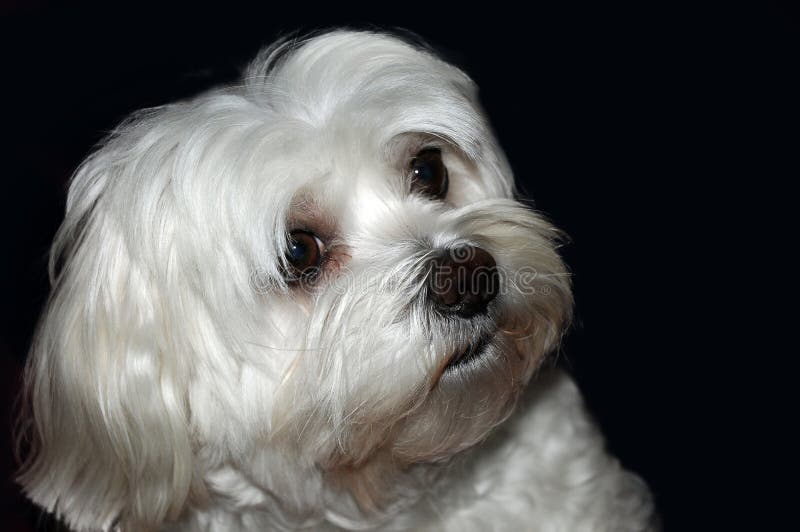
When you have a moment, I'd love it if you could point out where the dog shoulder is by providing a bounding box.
[414,368,659,531]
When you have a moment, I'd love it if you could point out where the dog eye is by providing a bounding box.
[409,148,448,199]
[285,230,325,281]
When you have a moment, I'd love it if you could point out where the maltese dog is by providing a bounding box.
[18,30,657,531]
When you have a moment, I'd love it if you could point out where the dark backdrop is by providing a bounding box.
[2,3,795,531]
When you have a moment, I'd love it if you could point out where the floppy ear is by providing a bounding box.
[17,131,196,531]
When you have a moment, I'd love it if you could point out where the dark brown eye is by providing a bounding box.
[410,148,448,199]
[285,230,324,281]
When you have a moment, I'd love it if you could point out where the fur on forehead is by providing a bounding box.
[245,30,487,154]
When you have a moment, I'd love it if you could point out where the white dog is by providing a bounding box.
[17,30,657,531]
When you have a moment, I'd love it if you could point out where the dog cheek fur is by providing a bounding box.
[16,162,195,529]
[15,99,292,529]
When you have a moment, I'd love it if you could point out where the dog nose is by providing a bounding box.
[429,245,500,318]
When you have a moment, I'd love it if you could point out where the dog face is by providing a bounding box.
[19,31,572,529]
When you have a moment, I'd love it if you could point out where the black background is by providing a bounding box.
[1,2,795,531]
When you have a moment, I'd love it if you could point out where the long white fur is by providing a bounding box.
[17,30,657,531]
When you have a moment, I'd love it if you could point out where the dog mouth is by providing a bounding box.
[443,331,495,373]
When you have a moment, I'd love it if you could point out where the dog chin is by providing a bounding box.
[442,327,496,373]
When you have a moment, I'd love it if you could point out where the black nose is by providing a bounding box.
[428,245,500,318]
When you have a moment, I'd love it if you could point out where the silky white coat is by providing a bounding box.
[18,30,657,531]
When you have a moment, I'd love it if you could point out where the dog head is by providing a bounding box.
[18,30,572,529]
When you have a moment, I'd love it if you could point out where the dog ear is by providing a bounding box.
[17,127,197,531]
